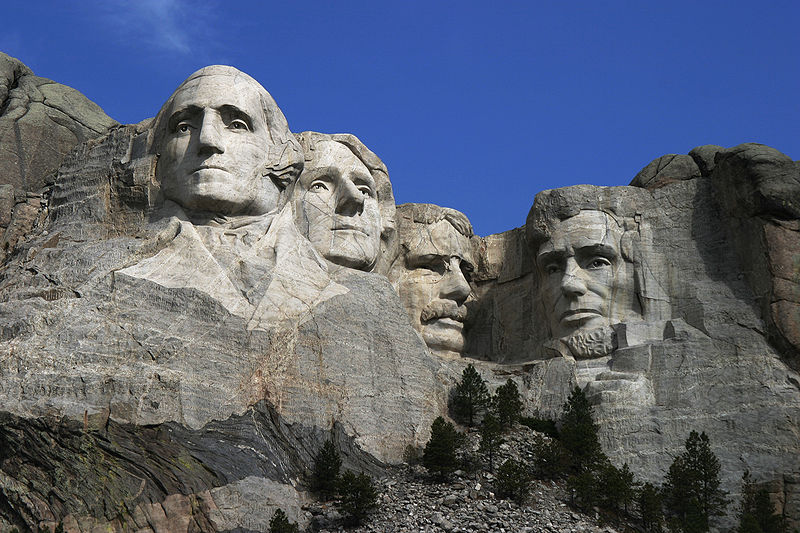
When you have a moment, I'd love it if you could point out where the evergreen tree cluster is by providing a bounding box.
[308,438,379,527]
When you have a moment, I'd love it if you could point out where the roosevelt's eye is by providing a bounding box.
[229,119,249,131]
[544,263,562,275]
[310,181,329,192]
[587,257,611,269]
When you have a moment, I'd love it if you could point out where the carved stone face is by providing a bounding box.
[394,219,474,354]
[293,140,382,270]
[156,73,278,216]
[536,210,635,340]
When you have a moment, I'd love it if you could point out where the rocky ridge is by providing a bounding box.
[310,426,631,533]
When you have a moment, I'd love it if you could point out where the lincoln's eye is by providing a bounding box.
[230,119,249,131]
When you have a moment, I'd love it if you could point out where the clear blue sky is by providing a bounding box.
[3,1,798,236]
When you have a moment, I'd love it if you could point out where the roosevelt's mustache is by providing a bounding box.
[420,300,468,323]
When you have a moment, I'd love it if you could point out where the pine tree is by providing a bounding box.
[493,379,524,428]
[530,433,571,480]
[423,416,462,479]
[336,470,378,526]
[598,461,637,513]
[478,411,503,473]
[311,439,342,499]
[638,482,664,533]
[451,363,491,427]
[269,508,299,533]
[559,386,603,473]
[663,430,728,533]
[495,458,531,504]
[738,471,788,533]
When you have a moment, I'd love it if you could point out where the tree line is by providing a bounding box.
[266,362,792,532]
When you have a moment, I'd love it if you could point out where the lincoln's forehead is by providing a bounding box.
[540,210,622,254]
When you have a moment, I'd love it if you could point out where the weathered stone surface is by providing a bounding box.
[629,153,701,189]
[689,143,725,176]
[0,52,116,194]
[711,143,800,370]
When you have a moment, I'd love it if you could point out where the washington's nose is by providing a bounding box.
[197,112,224,156]
[335,179,365,216]
[439,257,471,305]
[560,257,587,297]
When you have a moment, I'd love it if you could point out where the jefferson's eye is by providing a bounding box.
[413,255,447,274]
[358,186,374,197]
[229,119,249,131]
[587,257,611,269]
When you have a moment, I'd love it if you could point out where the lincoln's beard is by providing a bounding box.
[563,326,616,359]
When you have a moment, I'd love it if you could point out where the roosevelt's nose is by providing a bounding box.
[560,257,588,297]
[197,112,225,156]
[439,257,471,305]
[335,179,365,216]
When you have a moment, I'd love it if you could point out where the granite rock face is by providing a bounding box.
[0,52,116,258]
[0,57,799,532]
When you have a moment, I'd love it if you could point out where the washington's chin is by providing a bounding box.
[421,318,465,353]
[163,171,267,215]
[311,232,380,271]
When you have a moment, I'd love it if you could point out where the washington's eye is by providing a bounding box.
[587,257,611,269]
[177,122,191,133]
[229,119,249,131]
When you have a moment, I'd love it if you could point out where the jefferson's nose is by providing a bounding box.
[560,257,588,297]
[197,112,225,155]
[439,257,471,305]
[335,179,365,216]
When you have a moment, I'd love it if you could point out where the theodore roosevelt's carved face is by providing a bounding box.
[390,206,475,355]
[293,140,382,270]
[156,72,278,216]
[536,210,635,340]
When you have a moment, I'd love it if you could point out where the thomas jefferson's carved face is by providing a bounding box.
[537,210,635,339]
[157,74,278,216]
[293,141,382,270]
[393,219,474,354]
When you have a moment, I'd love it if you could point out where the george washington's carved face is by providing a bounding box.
[156,73,279,216]
[536,210,636,340]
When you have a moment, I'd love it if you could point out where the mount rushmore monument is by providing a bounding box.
[0,52,799,531]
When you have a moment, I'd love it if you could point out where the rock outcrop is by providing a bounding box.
[0,52,116,257]
[0,56,798,532]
